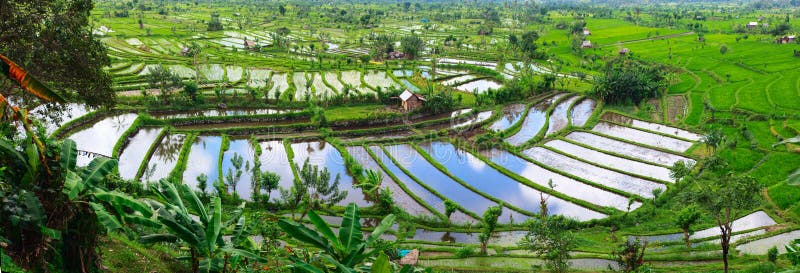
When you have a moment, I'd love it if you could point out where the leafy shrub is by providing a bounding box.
[455,246,476,258]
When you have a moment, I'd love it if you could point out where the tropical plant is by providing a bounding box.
[278,203,409,272]
[444,200,458,223]
[674,206,701,248]
[139,179,265,273]
[702,130,725,153]
[689,174,761,273]
[613,239,648,273]
[786,239,800,266]
[519,215,579,273]
[479,205,503,255]
[280,160,347,220]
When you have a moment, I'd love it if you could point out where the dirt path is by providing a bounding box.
[597,31,695,48]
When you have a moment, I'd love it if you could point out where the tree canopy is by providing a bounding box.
[592,57,666,105]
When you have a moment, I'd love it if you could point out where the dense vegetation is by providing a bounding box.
[1,0,800,272]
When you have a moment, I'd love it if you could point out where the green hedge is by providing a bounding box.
[168,133,198,182]
[111,116,144,158]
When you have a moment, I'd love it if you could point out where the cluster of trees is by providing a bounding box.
[592,57,667,105]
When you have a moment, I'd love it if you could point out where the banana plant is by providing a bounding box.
[139,179,265,273]
[59,139,160,236]
[278,203,407,273]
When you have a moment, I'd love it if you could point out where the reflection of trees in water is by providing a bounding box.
[111,114,128,132]
[361,218,380,228]
[154,135,185,161]
[440,232,456,243]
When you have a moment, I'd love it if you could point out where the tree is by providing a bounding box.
[519,215,578,273]
[278,5,286,16]
[258,171,281,203]
[146,65,182,103]
[702,130,725,153]
[669,161,693,183]
[278,203,408,272]
[401,34,424,59]
[207,12,223,31]
[0,0,114,107]
[479,205,503,254]
[592,58,666,105]
[281,160,347,220]
[719,44,728,55]
[674,206,701,248]
[444,200,458,223]
[196,173,209,195]
[225,153,245,195]
[140,179,264,273]
[520,31,541,60]
[184,82,200,103]
[689,174,761,273]
[613,238,648,272]
[359,54,372,68]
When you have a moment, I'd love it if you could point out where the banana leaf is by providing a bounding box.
[81,157,118,187]
[0,54,65,103]
[371,253,391,273]
[339,203,363,253]
[90,202,123,233]
[307,210,342,251]
[60,139,77,171]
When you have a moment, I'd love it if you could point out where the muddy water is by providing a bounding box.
[258,141,295,200]
[481,148,634,212]
[569,98,597,127]
[383,144,497,216]
[505,95,563,146]
[592,122,695,152]
[291,141,369,206]
[346,146,435,217]
[69,113,138,166]
[221,139,256,200]
[544,140,673,182]
[565,132,695,167]
[419,142,604,221]
[456,79,502,94]
[142,134,186,182]
[118,127,163,180]
[545,96,580,136]
[489,104,526,132]
[183,136,222,192]
[523,147,666,198]
[602,112,702,141]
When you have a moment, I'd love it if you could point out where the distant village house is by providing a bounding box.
[244,40,256,50]
[619,48,630,55]
[747,22,759,28]
[398,90,425,111]
[583,28,591,36]
[581,40,592,48]
[777,35,796,44]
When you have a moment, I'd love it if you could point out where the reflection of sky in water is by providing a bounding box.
[30,103,91,135]
[291,141,367,206]
[483,148,632,211]
[368,146,446,214]
[118,127,162,180]
[143,134,185,183]
[419,142,604,222]
[183,136,222,192]
[221,139,255,200]
[569,99,597,127]
[70,113,137,166]
[258,141,295,200]
[546,96,580,136]
[384,144,496,216]
[489,104,526,132]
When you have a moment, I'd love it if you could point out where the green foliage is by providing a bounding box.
[787,239,800,266]
[613,239,648,273]
[674,206,701,248]
[454,246,476,258]
[400,34,424,60]
[592,58,666,105]
[278,203,400,272]
[479,205,503,254]
[280,159,347,219]
[140,179,264,272]
[519,215,579,273]
[768,246,779,263]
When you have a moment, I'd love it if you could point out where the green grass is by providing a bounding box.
[101,234,189,273]
[767,182,800,210]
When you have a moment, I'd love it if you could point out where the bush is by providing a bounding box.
[768,246,778,263]
[592,57,666,105]
[743,262,777,273]
[455,246,476,258]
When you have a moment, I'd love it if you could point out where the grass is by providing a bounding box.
[100,234,189,273]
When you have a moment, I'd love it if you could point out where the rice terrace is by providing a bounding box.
[2,0,800,272]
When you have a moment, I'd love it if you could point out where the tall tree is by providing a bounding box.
[401,34,424,59]
[478,205,503,254]
[689,174,761,273]
[519,215,578,273]
[0,0,114,107]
